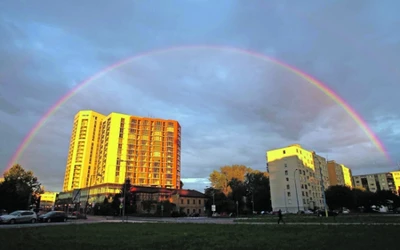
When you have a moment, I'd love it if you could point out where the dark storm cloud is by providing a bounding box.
[1,0,399,191]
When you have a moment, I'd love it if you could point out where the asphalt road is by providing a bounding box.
[0,217,234,229]
[3,216,400,228]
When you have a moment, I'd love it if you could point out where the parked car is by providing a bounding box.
[38,211,68,223]
[0,210,37,224]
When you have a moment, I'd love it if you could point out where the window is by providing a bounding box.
[187,199,190,204]
[284,163,287,168]
[283,150,286,154]
[181,199,183,204]
[199,209,202,214]
[287,192,291,197]
[285,170,288,175]
[286,185,290,189]
[199,199,201,204]
[286,178,289,182]
[193,199,195,204]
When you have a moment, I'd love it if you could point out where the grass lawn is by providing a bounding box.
[235,214,400,223]
[1,223,399,250]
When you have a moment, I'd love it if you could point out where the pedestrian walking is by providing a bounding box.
[277,209,285,224]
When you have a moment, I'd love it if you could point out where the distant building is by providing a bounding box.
[131,186,207,215]
[327,160,353,188]
[40,191,59,209]
[56,185,206,216]
[353,171,400,194]
[62,110,182,192]
[266,144,329,213]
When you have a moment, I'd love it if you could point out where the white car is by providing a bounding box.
[0,210,37,224]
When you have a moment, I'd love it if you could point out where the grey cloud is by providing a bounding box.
[1,0,400,191]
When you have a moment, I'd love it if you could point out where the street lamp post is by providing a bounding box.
[294,169,300,213]
[251,192,255,213]
[118,159,129,223]
[246,188,255,213]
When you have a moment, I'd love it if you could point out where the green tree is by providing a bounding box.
[204,187,232,215]
[141,200,157,213]
[244,172,271,212]
[209,165,252,195]
[374,190,400,207]
[326,185,354,210]
[228,178,247,214]
[156,200,175,216]
[111,179,136,215]
[0,164,43,212]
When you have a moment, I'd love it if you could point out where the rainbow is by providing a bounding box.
[5,45,392,172]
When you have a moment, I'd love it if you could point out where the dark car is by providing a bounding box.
[38,211,68,223]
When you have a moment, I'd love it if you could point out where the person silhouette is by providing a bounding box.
[277,209,285,224]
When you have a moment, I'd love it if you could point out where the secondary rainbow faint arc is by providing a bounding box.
[5,45,392,171]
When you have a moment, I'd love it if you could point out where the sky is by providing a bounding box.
[1,0,399,192]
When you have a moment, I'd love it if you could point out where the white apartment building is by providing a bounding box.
[267,144,329,213]
[353,171,400,193]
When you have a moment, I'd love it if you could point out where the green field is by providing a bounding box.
[1,223,399,250]
[235,214,400,223]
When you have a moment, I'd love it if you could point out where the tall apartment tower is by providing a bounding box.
[63,110,105,191]
[62,110,181,191]
[327,160,353,188]
[266,144,329,213]
[353,171,400,194]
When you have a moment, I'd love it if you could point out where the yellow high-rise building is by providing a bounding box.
[266,144,329,213]
[62,110,181,192]
[327,160,353,188]
[63,110,105,191]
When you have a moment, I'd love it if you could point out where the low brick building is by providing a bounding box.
[130,186,207,215]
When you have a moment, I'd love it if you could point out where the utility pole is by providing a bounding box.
[122,179,127,222]
[284,189,288,212]
[118,159,128,223]
[252,192,255,213]
[236,200,239,217]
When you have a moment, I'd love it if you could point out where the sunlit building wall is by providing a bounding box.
[327,161,353,188]
[63,110,105,191]
[353,171,400,194]
[91,112,182,189]
[40,191,59,208]
[391,171,400,194]
[266,144,329,213]
[342,166,353,187]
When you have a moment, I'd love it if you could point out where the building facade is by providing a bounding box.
[267,144,329,213]
[353,171,400,194]
[62,110,181,192]
[40,191,59,209]
[56,185,206,216]
[327,160,353,187]
[63,110,105,191]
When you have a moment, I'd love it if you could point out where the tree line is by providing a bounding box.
[326,185,400,212]
[205,165,272,215]
[0,164,43,213]
[2,164,400,215]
